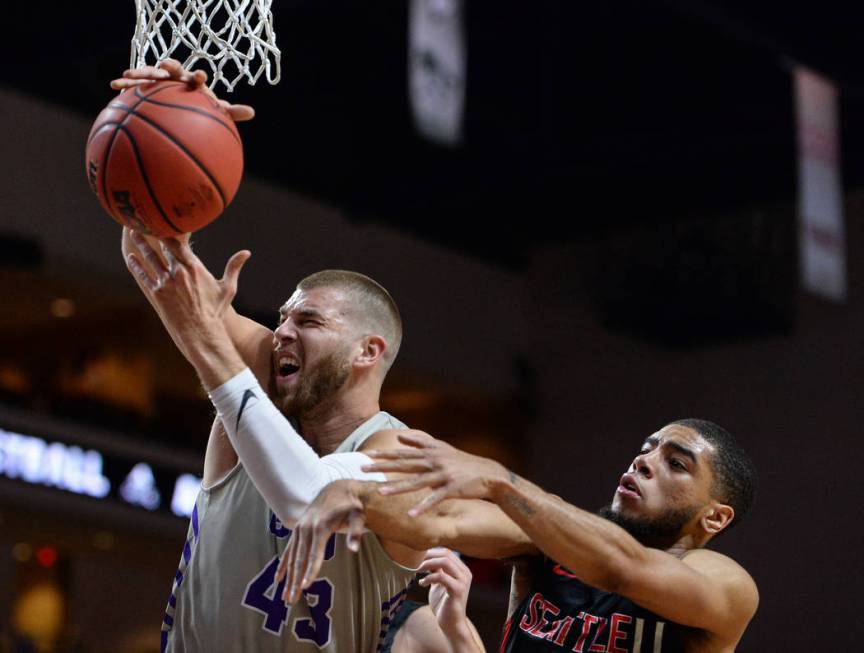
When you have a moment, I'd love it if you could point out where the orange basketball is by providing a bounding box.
[85,81,244,236]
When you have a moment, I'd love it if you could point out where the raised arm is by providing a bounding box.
[121,228,272,384]
[110,65,386,516]
[366,433,759,643]
[116,61,267,382]
[122,232,389,523]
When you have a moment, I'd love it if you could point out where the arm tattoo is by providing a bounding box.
[501,470,535,516]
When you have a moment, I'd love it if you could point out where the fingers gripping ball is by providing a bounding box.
[85,81,244,236]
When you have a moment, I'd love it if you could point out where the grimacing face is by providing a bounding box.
[610,424,718,535]
[271,286,360,418]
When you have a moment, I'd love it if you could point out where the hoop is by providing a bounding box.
[131,0,281,92]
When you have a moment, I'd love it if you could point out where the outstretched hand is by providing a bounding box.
[125,228,249,323]
[274,480,367,604]
[110,58,255,122]
[363,432,511,517]
[123,228,250,384]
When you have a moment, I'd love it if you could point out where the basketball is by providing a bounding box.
[85,80,244,237]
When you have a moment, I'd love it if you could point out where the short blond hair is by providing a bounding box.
[297,270,402,373]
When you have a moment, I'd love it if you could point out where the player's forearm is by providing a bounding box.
[351,480,452,550]
[183,320,248,390]
[467,621,487,653]
[207,370,385,525]
[441,620,485,653]
[122,229,267,385]
[354,482,533,559]
[488,475,646,592]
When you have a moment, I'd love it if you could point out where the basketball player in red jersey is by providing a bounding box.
[278,420,759,652]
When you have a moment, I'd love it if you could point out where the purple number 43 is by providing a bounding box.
[242,530,336,643]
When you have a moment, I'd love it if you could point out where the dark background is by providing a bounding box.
[1,1,863,651]
[7,0,864,265]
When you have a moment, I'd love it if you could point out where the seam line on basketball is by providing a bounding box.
[119,124,184,235]
[121,107,228,208]
[91,83,190,234]
[88,103,139,147]
[95,104,142,223]
[91,83,188,144]
[88,121,124,147]
[137,97,241,145]
[100,125,124,220]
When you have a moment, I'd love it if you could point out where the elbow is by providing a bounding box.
[405,519,452,550]
[400,513,460,551]
[408,531,439,551]
[594,562,628,595]
[365,500,459,552]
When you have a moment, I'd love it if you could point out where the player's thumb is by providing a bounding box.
[222,250,251,292]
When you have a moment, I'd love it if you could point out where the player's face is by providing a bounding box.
[272,287,359,417]
[607,424,716,539]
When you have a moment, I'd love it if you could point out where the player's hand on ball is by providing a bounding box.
[363,432,511,516]
[275,480,367,604]
[110,58,255,122]
[110,58,206,90]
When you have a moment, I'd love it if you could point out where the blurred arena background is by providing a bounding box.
[1,1,862,650]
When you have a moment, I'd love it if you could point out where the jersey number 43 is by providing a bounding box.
[242,555,335,646]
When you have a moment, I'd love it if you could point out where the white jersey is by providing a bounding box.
[161,412,416,653]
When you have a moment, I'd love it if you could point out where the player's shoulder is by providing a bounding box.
[681,547,753,580]
[359,427,431,452]
[682,548,759,617]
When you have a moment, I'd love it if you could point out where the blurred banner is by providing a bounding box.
[794,67,847,301]
[0,407,201,525]
[409,0,466,146]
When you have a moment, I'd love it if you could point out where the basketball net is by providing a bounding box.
[131,0,280,92]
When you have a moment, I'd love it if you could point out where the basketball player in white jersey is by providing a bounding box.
[116,61,526,652]
[125,235,412,650]
[122,226,517,652]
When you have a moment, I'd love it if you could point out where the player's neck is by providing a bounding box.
[664,532,705,557]
[298,388,381,455]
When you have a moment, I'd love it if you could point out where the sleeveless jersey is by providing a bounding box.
[161,411,416,653]
[501,558,692,653]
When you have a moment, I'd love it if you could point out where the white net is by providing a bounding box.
[131,0,281,92]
